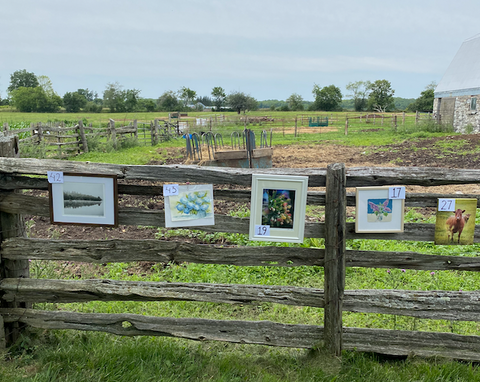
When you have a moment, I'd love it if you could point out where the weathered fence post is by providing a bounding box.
[56,123,62,157]
[294,117,298,137]
[344,118,348,135]
[78,120,88,153]
[109,119,117,149]
[324,163,346,357]
[0,135,29,347]
[133,120,138,140]
[152,119,159,145]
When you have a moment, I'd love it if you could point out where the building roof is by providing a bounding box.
[435,34,480,98]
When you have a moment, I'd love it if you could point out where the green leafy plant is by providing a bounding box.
[262,190,293,228]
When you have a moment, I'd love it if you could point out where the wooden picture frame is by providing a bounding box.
[249,174,308,243]
[355,186,404,233]
[49,173,118,227]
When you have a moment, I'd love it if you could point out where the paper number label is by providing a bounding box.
[163,184,179,196]
[255,225,271,237]
[388,186,405,200]
[438,198,456,212]
[47,171,64,184]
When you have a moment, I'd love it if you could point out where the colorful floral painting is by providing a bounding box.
[170,189,213,221]
[261,189,295,229]
[367,198,393,222]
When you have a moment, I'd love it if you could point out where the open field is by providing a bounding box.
[3,114,480,381]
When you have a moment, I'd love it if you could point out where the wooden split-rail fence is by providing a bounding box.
[1,119,180,158]
[2,136,480,360]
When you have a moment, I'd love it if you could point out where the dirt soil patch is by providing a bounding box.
[27,134,480,243]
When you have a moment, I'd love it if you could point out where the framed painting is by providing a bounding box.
[164,184,215,228]
[249,174,308,243]
[49,174,118,226]
[434,198,476,245]
[355,186,405,233]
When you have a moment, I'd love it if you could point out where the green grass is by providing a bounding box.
[3,110,480,380]
[3,332,480,382]
[70,141,183,165]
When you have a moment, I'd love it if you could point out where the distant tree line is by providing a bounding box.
[1,69,434,113]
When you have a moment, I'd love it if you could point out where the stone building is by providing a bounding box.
[434,34,480,132]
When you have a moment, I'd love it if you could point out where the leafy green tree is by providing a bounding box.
[138,99,156,112]
[103,82,125,112]
[102,83,139,112]
[84,101,102,113]
[8,69,39,92]
[125,89,141,112]
[77,88,97,102]
[11,86,62,112]
[406,82,436,112]
[63,91,87,112]
[157,91,180,111]
[227,91,258,114]
[346,81,371,111]
[245,95,258,112]
[196,95,213,106]
[258,99,285,110]
[367,80,395,112]
[311,84,342,111]
[211,86,226,110]
[37,75,56,97]
[179,86,196,107]
[286,93,304,111]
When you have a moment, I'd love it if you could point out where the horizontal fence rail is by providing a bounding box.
[1,155,480,361]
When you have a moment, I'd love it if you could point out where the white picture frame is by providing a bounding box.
[49,174,118,226]
[164,184,215,228]
[249,174,308,243]
[355,186,405,233]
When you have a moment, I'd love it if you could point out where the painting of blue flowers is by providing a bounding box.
[165,184,215,227]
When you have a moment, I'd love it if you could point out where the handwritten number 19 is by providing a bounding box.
[257,226,267,235]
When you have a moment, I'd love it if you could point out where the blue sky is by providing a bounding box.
[1,0,479,102]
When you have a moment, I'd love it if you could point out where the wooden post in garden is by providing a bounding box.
[295,117,298,137]
[78,120,88,153]
[0,135,29,348]
[344,118,348,135]
[324,162,346,357]
[36,123,43,145]
[415,111,419,125]
[402,112,405,126]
